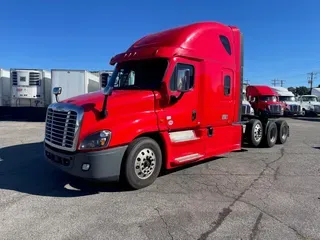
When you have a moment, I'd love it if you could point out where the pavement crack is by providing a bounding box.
[198,208,232,240]
[197,148,285,240]
[155,208,173,240]
[249,212,263,240]
[273,166,280,181]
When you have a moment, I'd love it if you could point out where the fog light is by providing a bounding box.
[82,163,90,171]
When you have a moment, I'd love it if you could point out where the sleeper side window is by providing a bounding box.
[224,75,231,96]
[170,63,194,92]
[219,35,232,55]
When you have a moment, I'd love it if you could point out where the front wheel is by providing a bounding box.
[121,137,162,190]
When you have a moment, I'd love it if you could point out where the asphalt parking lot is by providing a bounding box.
[0,117,320,240]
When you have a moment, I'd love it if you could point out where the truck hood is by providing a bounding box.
[303,101,320,106]
[62,90,158,146]
[284,101,300,106]
[63,89,155,109]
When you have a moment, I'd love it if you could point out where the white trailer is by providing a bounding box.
[10,68,52,107]
[311,88,320,99]
[270,86,302,116]
[51,69,100,103]
[0,69,10,106]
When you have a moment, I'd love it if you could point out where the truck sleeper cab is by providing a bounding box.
[270,86,302,116]
[246,85,284,118]
[44,22,289,189]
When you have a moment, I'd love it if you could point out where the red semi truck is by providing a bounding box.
[246,85,285,117]
[44,22,289,189]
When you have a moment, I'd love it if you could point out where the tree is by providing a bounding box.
[295,86,310,96]
[287,86,310,96]
[288,87,296,95]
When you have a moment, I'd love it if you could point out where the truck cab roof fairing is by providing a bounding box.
[110,22,236,65]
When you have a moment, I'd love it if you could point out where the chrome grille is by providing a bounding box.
[269,104,281,113]
[314,105,320,113]
[289,105,300,112]
[45,103,83,151]
[242,104,251,115]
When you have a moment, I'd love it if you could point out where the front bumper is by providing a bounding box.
[284,109,302,116]
[44,144,128,181]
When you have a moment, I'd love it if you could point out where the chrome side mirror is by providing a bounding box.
[53,87,62,102]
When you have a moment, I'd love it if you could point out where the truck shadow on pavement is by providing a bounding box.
[0,142,246,196]
[0,142,129,197]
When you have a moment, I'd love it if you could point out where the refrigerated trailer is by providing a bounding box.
[44,21,290,190]
[51,69,100,103]
[10,68,52,107]
[0,69,10,106]
[90,70,113,89]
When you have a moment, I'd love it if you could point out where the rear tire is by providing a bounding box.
[246,119,263,147]
[121,137,162,190]
[275,120,289,144]
[263,121,278,148]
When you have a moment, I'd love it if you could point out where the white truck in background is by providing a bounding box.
[51,69,100,103]
[297,94,320,116]
[242,83,254,115]
[270,86,302,116]
[0,69,10,106]
[10,68,52,107]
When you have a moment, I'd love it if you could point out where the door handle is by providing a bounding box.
[192,110,197,121]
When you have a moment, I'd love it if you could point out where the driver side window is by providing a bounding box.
[170,63,194,91]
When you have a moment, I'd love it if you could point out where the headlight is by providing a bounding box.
[310,105,314,110]
[79,130,111,150]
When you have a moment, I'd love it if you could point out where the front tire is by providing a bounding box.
[121,137,162,190]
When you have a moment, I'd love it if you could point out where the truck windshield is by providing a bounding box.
[107,58,168,90]
[279,96,296,102]
[260,95,277,102]
[301,96,318,102]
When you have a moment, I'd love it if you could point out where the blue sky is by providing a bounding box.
[0,0,319,87]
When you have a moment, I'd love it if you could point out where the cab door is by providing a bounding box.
[158,58,205,165]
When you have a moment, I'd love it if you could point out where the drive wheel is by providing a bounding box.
[275,120,289,144]
[121,137,162,190]
[263,121,278,148]
[246,119,263,147]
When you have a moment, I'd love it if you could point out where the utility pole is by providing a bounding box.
[307,72,317,91]
[271,79,285,87]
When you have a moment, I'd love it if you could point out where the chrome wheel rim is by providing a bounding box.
[254,123,262,142]
[134,148,156,179]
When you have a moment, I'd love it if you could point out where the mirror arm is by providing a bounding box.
[54,95,60,103]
